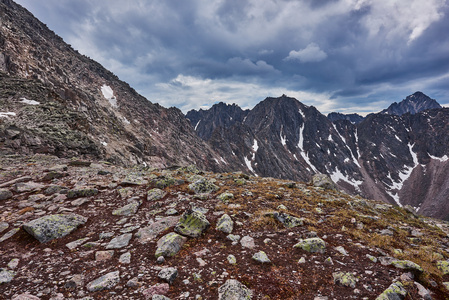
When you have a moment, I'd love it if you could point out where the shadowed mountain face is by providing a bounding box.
[327,112,364,124]
[0,0,225,171]
[381,91,442,116]
[188,94,449,220]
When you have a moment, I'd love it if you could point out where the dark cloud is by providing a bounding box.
[14,0,449,114]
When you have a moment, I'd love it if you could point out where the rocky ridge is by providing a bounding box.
[381,92,442,116]
[1,154,449,299]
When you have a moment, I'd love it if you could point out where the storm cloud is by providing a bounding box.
[15,0,449,114]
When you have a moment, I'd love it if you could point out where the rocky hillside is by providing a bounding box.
[381,92,442,116]
[327,112,364,124]
[0,0,224,171]
[187,94,449,221]
[1,154,449,299]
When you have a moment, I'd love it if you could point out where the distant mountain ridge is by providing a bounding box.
[327,112,364,124]
[187,93,449,220]
[381,91,441,116]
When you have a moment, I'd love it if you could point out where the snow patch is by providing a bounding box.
[394,135,401,142]
[280,126,287,146]
[20,98,40,105]
[329,167,363,192]
[251,139,258,161]
[429,153,449,162]
[101,85,117,108]
[101,141,108,146]
[244,156,257,176]
[298,108,306,119]
[220,157,228,165]
[194,120,201,131]
[0,112,16,118]
[123,117,131,125]
[297,123,319,173]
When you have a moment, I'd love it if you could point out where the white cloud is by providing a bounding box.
[285,43,328,63]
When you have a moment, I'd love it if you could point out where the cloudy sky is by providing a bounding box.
[15,0,449,114]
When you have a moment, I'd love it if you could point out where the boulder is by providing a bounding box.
[311,174,337,190]
[218,192,234,203]
[112,200,141,216]
[294,238,326,253]
[136,216,180,243]
[240,236,255,249]
[188,178,219,194]
[174,210,210,238]
[147,188,167,201]
[218,279,252,300]
[0,269,15,284]
[216,214,234,234]
[66,187,98,198]
[155,232,187,258]
[332,272,357,288]
[0,188,13,201]
[376,281,407,300]
[266,211,304,228]
[106,233,132,249]
[391,260,423,275]
[23,214,87,243]
[86,271,120,292]
[252,251,271,263]
[158,267,178,284]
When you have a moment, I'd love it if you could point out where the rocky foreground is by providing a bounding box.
[1,155,449,299]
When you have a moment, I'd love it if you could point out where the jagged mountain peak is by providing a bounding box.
[381,91,441,116]
[327,112,365,124]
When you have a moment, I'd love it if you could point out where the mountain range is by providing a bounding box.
[1,0,448,220]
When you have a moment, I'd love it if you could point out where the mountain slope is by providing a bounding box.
[381,91,442,116]
[327,112,364,124]
[188,94,449,220]
[0,0,224,171]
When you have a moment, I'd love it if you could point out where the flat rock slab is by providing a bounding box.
[14,182,45,193]
[86,271,120,292]
[218,279,253,300]
[147,188,167,201]
[23,214,88,243]
[136,216,180,243]
[106,233,132,249]
[112,200,141,216]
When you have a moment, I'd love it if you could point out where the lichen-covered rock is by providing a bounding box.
[152,175,183,189]
[106,233,132,249]
[147,188,167,201]
[174,210,210,238]
[66,187,98,198]
[437,260,449,275]
[23,214,87,243]
[0,222,9,233]
[311,174,337,190]
[158,267,178,284]
[252,251,271,263]
[240,236,255,249]
[112,200,141,216]
[218,192,234,203]
[216,214,234,234]
[155,232,187,258]
[218,279,252,300]
[227,254,237,265]
[121,173,148,186]
[294,238,326,253]
[0,269,15,284]
[0,188,13,201]
[188,178,219,194]
[376,281,407,300]
[267,211,304,228]
[391,260,423,274]
[86,271,120,292]
[332,272,357,288]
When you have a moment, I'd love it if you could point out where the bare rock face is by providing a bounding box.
[23,214,87,243]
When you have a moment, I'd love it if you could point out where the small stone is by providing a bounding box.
[240,236,255,249]
[155,232,187,258]
[66,187,98,198]
[298,257,306,264]
[379,229,394,236]
[86,271,120,292]
[366,254,378,263]
[106,233,132,249]
[218,279,252,300]
[7,258,19,269]
[11,293,41,300]
[252,251,271,263]
[0,269,15,284]
[147,188,167,201]
[66,237,90,250]
[95,251,114,261]
[153,295,171,300]
[112,201,141,216]
[217,192,234,203]
[227,234,241,242]
[0,228,20,242]
[157,256,165,264]
[119,252,131,264]
[334,246,348,256]
[227,254,237,265]
[126,278,139,288]
[158,267,178,284]
[324,257,333,265]
[0,222,9,233]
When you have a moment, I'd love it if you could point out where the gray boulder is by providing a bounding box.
[23,214,87,243]
[174,210,210,238]
[218,279,252,300]
[136,216,180,244]
[294,238,326,253]
[0,188,13,201]
[266,211,304,228]
[0,269,15,284]
[155,232,187,258]
[188,178,219,194]
[216,214,234,234]
[106,233,132,249]
[332,272,357,288]
[147,188,167,201]
[376,281,407,300]
[158,267,178,284]
[86,271,120,292]
[112,200,141,216]
[311,174,337,190]
[252,251,271,263]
